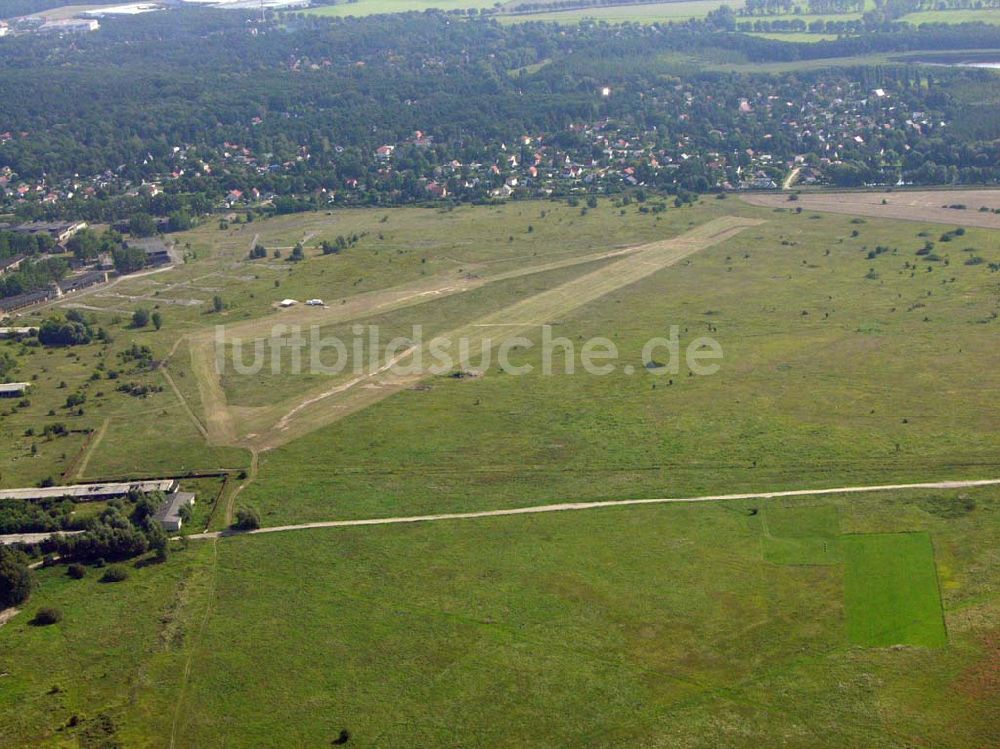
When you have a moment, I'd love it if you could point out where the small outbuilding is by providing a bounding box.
[126,237,173,266]
[0,479,177,502]
[0,254,27,276]
[154,491,196,532]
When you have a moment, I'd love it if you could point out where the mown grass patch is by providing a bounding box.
[841,532,947,648]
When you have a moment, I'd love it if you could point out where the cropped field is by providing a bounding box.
[899,8,1000,25]
[500,0,744,24]
[306,0,497,17]
[748,31,843,42]
[761,507,949,645]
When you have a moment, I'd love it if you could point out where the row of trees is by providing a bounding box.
[0,545,32,610]
[742,0,865,14]
[0,228,56,259]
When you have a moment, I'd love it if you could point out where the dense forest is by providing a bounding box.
[0,10,998,219]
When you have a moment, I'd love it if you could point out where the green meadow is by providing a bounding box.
[761,504,843,565]
[0,541,217,747]
[1,486,997,747]
[0,328,243,487]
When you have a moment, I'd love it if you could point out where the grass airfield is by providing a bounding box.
[228,198,1000,526]
[2,192,1000,746]
[196,215,760,450]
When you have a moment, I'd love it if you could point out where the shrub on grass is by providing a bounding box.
[100,565,128,583]
[32,607,62,626]
[233,506,261,531]
[67,564,86,580]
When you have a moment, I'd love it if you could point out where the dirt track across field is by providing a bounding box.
[186,215,761,450]
[741,189,1000,229]
[184,477,1000,540]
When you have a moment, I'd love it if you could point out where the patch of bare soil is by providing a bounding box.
[953,628,1000,701]
[0,608,21,628]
